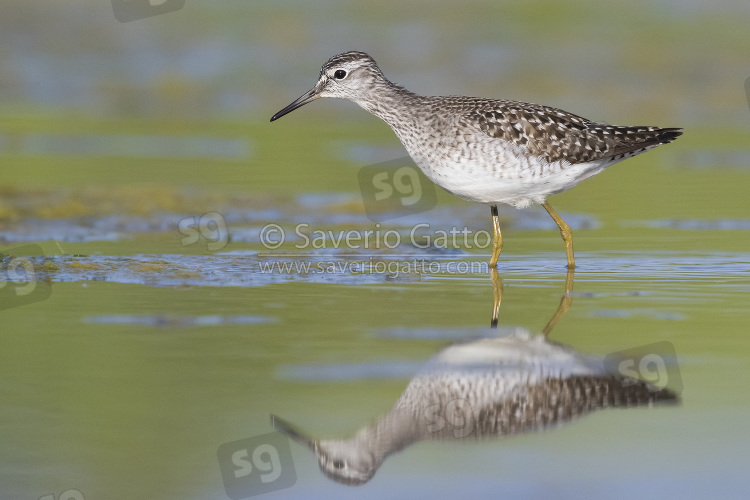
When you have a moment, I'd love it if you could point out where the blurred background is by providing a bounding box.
[2,0,749,123]
[2,1,750,499]
[1,0,748,219]
[1,1,749,196]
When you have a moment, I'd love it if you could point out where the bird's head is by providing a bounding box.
[270,51,386,121]
[270,413,380,486]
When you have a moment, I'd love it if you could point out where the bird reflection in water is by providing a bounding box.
[272,268,678,485]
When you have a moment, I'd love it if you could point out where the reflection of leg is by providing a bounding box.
[489,205,503,268]
[541,201,575,269]
[542,267,575,336]
[490,268,503,328]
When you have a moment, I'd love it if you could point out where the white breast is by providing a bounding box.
[389,119,615,208]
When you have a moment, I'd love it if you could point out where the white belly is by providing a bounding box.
[434,159,614,208]
[408,146,616,209]
[390,117,619,209]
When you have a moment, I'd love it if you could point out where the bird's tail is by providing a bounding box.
[604,126,683,158]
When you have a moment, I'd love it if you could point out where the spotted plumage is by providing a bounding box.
[271,51,682,268]
[468,101,681,165]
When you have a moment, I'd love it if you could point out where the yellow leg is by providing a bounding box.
[488,205,503,268]
[541,201,575,269]
[542,267,574,336]
[490,267,502,328]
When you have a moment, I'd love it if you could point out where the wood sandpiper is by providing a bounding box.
[271,51,682,268]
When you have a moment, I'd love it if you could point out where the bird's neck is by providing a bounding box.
[339,406,424,465]
[352,82,424,130]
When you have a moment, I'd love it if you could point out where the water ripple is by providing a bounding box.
[84,314,275,327]
[21,250,750,288]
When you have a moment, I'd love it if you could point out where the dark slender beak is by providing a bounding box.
[270,414,318,452]
[270,87,320,122]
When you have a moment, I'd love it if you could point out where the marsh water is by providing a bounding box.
[3,2,750,499]
[3,133,750,498]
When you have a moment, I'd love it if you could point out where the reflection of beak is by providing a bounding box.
[270,414,318,453]
[270,87,320,122]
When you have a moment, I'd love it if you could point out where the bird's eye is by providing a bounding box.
[332,459,345,469]
[333,69,347,80]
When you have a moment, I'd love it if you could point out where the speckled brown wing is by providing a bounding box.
[464,99,683,165]
[475,375,678,437]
